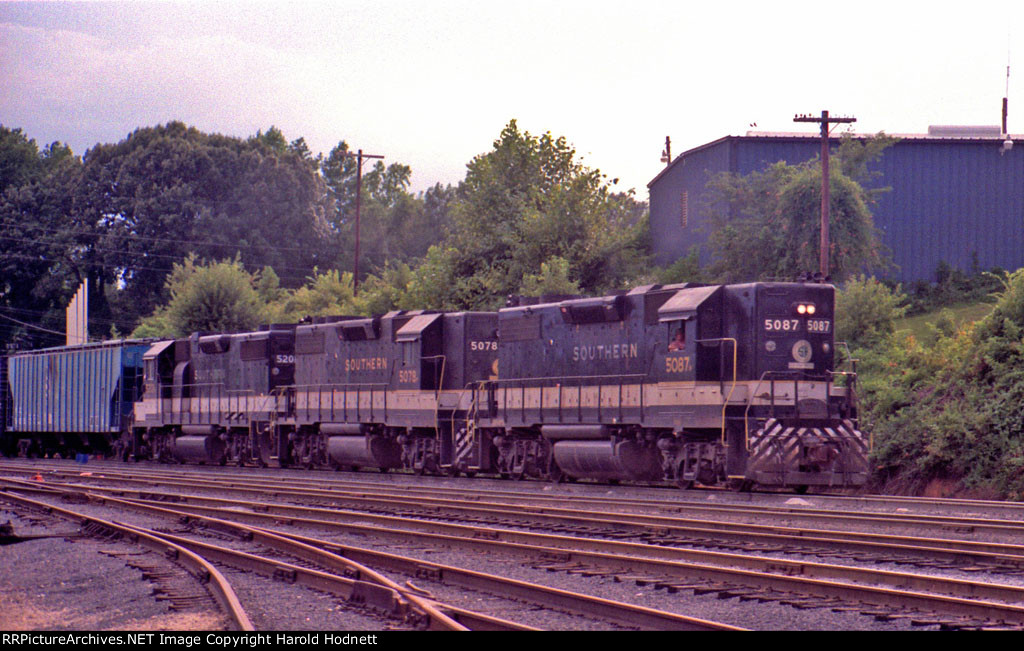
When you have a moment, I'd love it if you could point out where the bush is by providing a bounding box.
[861,268,1024,498]
[835,275,908,351]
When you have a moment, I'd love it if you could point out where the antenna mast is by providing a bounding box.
[1004,45,1011,136]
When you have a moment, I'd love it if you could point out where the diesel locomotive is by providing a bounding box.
[1,281,869,491]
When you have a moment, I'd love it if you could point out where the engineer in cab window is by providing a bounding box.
[669,328,686,352]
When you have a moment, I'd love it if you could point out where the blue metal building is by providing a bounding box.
[648,129,1024,283]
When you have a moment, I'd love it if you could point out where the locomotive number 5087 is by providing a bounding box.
[764,319,800,332]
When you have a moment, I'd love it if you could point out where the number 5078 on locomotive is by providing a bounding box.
[3,280,869,492]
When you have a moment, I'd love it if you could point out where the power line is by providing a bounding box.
[339,148,384,296]
[0,311,70,337]
[0,233,326,281]
[0,219,340,256]
[793,110,857,278]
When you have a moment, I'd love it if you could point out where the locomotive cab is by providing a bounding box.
[656,284,724,382]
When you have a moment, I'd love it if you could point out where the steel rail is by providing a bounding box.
[8,473,1024,578]
[110,496,1024,627]
[106,498,486,631]
[6,482,740,631]
[0,490,254,631]
[0,482,484,631]
[8,477,1024,627]
[12,462,1024,537]
[10,470,1024,558]
[125,527,472,631]
[10,461,1024,529]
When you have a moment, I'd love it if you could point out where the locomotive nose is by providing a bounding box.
[792,339,813,363]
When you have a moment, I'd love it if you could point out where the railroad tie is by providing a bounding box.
[612,574,662,586]
[780,596,835,610]
[871,611,923,622]
[550,563,587,573]
[714,586,761,600]
[604,532,636,539]
[691,584,730,596]
[654,581,710,594]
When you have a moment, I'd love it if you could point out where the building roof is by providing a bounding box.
[648,128,1022,189]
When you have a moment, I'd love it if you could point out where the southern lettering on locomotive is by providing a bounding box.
[1,281,867,492]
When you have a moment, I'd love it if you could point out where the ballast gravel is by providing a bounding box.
[4,460,1021,631]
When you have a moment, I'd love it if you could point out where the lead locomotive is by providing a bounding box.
[2,281,868,491]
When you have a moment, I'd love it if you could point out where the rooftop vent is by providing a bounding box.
[927,125,1003,138]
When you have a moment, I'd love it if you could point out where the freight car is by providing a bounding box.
[1,340,149,459]
[1,355,8,457]
[1,281,869,491]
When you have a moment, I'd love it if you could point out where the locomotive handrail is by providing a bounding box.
[421,354,447,430]
[288,382,390,389]
[490,373,647,384]
[743,371,775,451]
[162,382,266,426]
[492,373,647,427]
[694,338,737,447]
[832,341,859,405]
[288,382,390,425]
[741,368,861,452]
[459,379,493,470]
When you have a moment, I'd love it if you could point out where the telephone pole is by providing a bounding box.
[341,148,384,295]
[793,110,856,278]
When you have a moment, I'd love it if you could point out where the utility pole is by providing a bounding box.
[660,136,672,166]
[341,148,384,295]
[793,110,856,278]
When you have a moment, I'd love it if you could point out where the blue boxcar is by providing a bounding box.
[4,340,150,456]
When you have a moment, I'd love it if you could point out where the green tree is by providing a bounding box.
[704,135,892,282]
[835,275,908,351]
[519,256,581,297]
[278,269,359,321]
[0,128,85,349]
[77,122,332,331]
[411,120,648,310]
[356,262,416,315]
[131,255,269,338]
[650,247,705,286]
[320,142,451,280]
[1,126,45,195]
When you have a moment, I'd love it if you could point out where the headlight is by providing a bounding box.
[795,303,816,315]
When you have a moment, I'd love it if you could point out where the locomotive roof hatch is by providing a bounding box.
[558,295,626,324]
[395,312,442,342]
[142,339,175,361]
[337,317,380,341]
[197,334,232,354]
[658,285,722,322]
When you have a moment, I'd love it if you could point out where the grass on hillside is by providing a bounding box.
[896,301,996,341]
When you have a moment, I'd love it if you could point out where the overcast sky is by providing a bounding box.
[2,1,1023,196]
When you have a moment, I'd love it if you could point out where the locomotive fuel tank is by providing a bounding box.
[170,427,227,465]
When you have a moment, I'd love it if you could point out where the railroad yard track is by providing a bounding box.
[4,459,1024,631]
